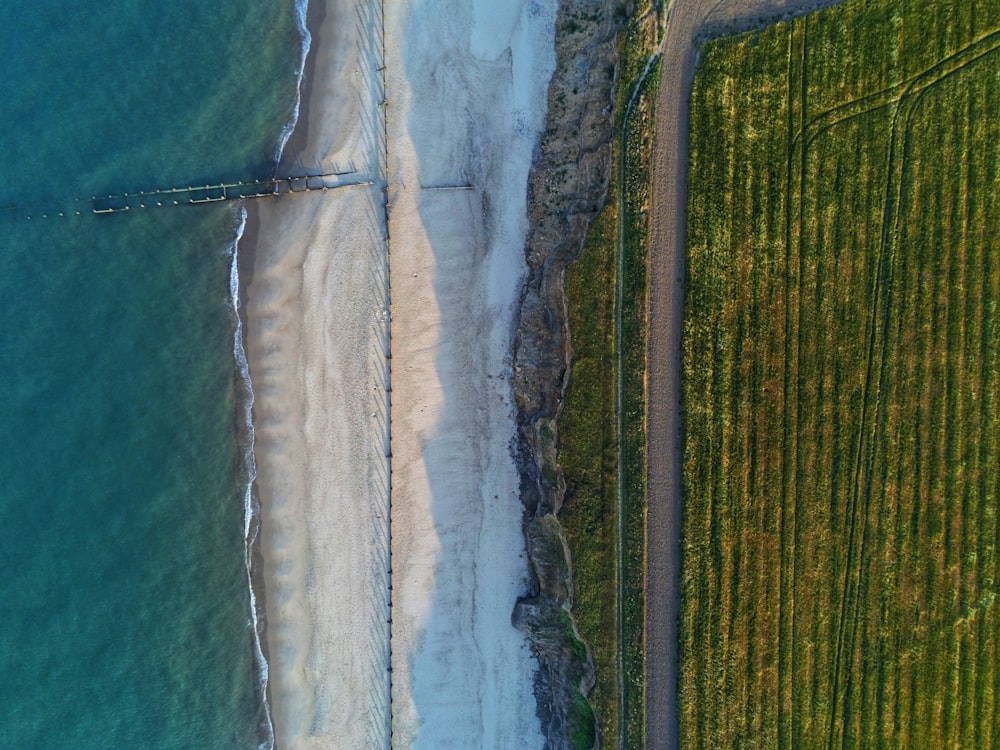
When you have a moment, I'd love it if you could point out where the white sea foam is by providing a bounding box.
[228,4,313,746]
[274,0,313,166]
[224,4,312,748]
[228,206,276,750]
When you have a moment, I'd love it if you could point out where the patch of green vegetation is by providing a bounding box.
[562,199,620,747]
[615,5,660,128]
[559,3,660,748]
[528,513,571,580]
[683,1,1000,747]
[620,55,659,750]
[568,685,599,750]
[539,417,561,490]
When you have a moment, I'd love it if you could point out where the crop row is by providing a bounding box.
[682,1,1000,747]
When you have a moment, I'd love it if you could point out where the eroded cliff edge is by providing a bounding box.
[511,2,621,747]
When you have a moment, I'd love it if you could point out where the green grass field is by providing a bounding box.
[682,1,1000,747]
[559,5,659,747]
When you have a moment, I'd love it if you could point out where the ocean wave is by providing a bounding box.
[228,206,276,750]
[273,0,313,166]
[236,6,310,746]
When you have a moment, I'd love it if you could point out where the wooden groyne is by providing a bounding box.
[92,172,371,214]
[420,184,474,191]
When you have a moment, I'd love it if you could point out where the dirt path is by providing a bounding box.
[645,2,841,748]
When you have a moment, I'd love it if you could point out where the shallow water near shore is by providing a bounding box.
[0,2,305,747]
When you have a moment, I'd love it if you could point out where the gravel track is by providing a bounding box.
[645,2,841,748]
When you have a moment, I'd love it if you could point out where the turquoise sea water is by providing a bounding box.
[0,3,307,747]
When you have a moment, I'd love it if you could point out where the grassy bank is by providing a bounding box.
[682,1,1000,746]
[558,3,660,747]
[562,204,619,745]
[619,54,659,750]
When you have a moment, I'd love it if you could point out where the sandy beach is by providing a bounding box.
[244,1,556,747]
[385,2,556,745]
[245,2,391,747]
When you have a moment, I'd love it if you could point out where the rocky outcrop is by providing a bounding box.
[511,2,622,748]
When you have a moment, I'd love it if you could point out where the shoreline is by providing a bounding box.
[229,205,276,750]
[277,0,325,175]
[235,3,316,745]
[243,1,392,746]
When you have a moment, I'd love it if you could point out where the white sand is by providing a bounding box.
[385,1,555,746]
[246,1,555,747]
